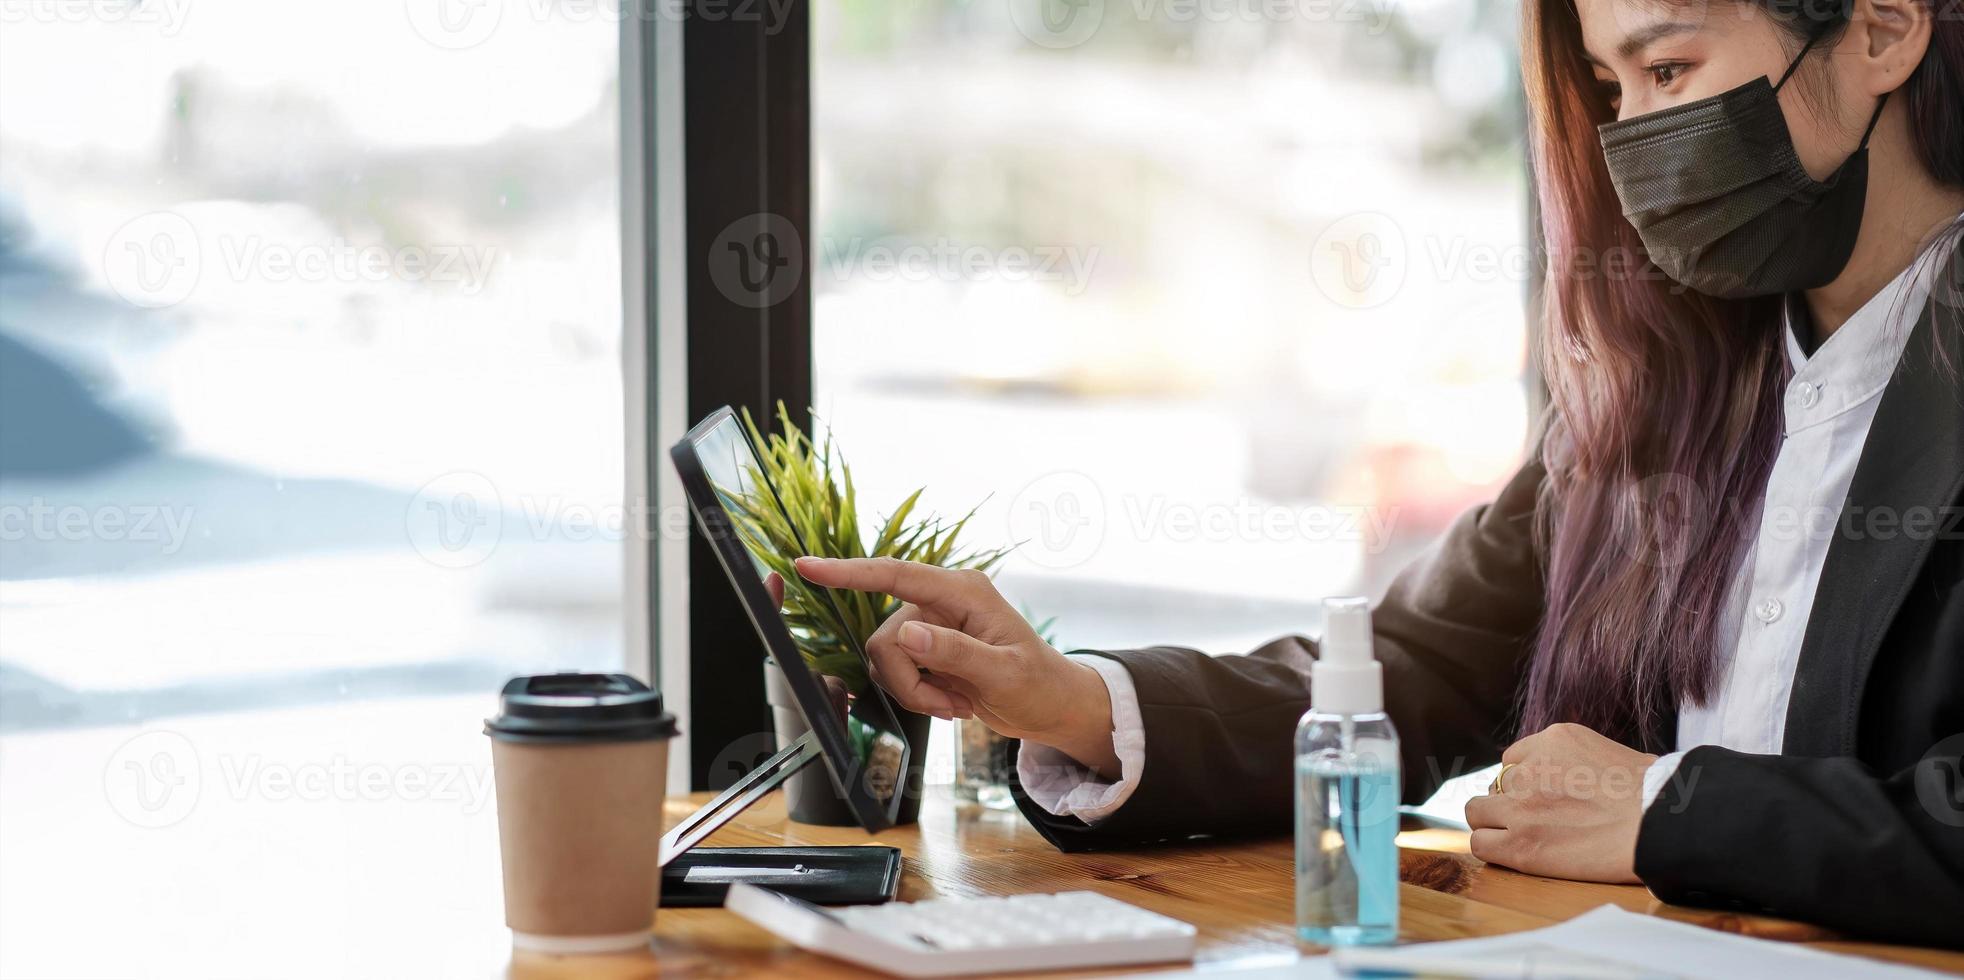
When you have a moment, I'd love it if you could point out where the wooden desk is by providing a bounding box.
[510,788,1964,978]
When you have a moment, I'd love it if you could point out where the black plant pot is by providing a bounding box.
[764,659,932,826]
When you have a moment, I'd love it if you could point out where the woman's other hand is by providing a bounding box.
[1463,723,1656,883]
[793,556,1120,776]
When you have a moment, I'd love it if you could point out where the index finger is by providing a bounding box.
[793,556,974,606]
[861,603,961,719]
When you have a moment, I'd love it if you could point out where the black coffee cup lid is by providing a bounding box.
[484,673,680,744]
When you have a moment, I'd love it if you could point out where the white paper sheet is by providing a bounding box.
[1116,905,1950,980]
[1398,762,1500,831]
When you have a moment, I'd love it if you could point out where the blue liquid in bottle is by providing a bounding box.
[1295,717,1400,946]
[1295,597,1399,946]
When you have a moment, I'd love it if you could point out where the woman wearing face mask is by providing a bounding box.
[795,0,1964,946]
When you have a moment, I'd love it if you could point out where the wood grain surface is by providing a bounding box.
[502,788,1964,978]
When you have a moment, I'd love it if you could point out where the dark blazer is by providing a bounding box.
[1011,250,1964,948]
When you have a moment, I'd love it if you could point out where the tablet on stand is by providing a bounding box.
[656,407,914,907]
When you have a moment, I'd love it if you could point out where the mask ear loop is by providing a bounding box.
[1856,92,1889,150]
[1773,27,1829,93]
[1771,23,1889,151]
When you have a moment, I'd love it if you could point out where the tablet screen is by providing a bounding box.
[679,411,910,824]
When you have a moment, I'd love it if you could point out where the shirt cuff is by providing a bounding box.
[1014,655,1146,825]
[1642,751,1687,811]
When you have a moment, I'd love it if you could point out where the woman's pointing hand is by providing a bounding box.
[793,556,1120,776]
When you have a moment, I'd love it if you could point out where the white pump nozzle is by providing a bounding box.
[1311,596,1381,714]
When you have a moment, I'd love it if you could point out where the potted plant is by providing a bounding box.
[734,404,1009,825]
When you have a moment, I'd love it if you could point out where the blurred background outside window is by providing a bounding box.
[812,0,1531,657]
[0,0,1529,971]
[0,3,620,971]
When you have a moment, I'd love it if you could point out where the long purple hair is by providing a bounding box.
[1517,0,1964,747]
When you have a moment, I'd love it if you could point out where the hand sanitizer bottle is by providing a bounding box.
[1295,596,1399,946]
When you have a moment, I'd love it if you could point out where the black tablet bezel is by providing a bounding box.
[669,406,909,832]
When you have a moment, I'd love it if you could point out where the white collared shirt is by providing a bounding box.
[1023,222,1957,823]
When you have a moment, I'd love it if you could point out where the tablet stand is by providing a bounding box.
[655,731,902,907]
[659,731,822,864]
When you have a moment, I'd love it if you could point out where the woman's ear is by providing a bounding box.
[1847,0,1933,96]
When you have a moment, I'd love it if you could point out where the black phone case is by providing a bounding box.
[659,845,903,908]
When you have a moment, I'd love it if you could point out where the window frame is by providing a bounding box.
[626,0,813,792]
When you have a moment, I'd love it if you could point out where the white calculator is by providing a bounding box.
[725,882,1199,977]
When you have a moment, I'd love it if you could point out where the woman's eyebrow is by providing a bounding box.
[1583,19,1702,66]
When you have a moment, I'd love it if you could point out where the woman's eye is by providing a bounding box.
[1645,62,1689,88]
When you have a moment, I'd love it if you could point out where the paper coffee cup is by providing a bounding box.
[485,673,679,953]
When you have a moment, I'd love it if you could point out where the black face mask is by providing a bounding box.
[1597,30,1888,299]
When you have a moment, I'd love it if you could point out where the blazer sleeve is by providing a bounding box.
[1011,453,1548,851]
[1635,745,1964,948]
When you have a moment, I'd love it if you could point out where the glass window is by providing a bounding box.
[0,3,620,973]
[812,0,1529,656]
